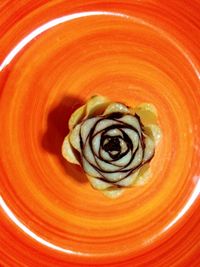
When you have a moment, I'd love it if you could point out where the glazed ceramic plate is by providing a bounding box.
[0,1,200,266]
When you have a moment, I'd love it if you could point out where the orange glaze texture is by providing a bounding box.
[0,1,200,266]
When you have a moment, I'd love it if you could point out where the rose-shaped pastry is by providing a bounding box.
[62,96,162,198]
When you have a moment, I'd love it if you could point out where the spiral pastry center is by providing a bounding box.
[80,112,152,183]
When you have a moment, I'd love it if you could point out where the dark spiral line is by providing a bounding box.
[79,113,153,183]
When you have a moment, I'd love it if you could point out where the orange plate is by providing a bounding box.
[0,1,200,266]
